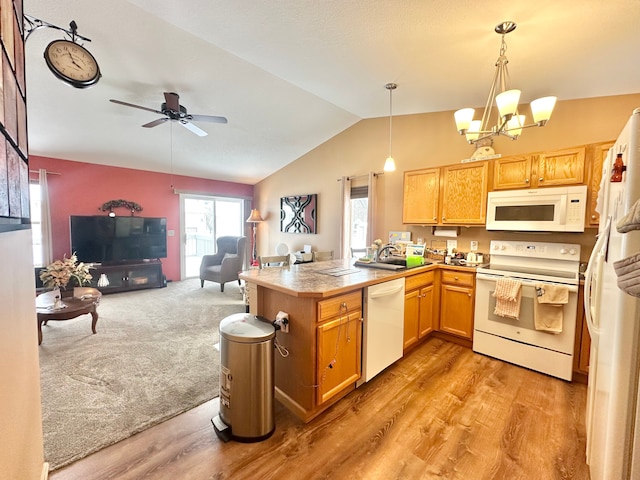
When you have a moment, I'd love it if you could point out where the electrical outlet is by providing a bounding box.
[470,241,478,251]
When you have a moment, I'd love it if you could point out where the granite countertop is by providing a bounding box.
[239,259,482,298]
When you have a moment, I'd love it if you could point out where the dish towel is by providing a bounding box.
[493,278,522,319]
[534,283,569,334]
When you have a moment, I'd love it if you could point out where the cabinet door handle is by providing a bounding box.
[539,177,544,182]
[454,276,459,280]
[591,214,597,219]
[525,178,530,183]
[442,217,447,221]
[468,293,472,297]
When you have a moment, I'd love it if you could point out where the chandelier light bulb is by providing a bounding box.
[531,96,557,125]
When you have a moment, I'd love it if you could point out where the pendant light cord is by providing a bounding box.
[385,82,397,160]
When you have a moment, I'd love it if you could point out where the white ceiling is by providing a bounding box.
[24,0,640,185]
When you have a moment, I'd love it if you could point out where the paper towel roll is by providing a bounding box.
[433,228,459,237]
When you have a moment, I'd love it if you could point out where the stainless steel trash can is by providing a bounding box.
[213,313,276,442]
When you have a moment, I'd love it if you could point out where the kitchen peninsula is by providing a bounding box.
[240,260,441,422]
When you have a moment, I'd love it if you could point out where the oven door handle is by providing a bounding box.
[476,273,578,293]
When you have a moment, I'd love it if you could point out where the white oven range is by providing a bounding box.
[473,240,581,381]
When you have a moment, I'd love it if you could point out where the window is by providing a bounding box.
[29,183,43,267]
[181,195,245,278]
[350,186,368,249]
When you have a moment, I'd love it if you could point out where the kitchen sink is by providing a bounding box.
[353,258,432,270]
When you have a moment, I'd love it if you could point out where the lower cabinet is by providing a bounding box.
[316,291,362,405]
[404,271,436,351]
[439,269,475,340]
[89,260,164,294]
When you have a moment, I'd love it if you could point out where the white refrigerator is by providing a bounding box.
[585,107,640,480]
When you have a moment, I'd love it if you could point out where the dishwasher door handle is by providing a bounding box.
[369,284,404,299]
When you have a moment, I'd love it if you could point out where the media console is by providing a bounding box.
[89,260,164,294]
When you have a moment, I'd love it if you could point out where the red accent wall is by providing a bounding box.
[29,156,254,281]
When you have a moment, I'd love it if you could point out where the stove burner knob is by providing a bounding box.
[560,248,568,254]
[569,248,577,255]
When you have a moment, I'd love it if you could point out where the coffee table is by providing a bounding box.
[36,287,102,345]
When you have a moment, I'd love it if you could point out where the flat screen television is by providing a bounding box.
[70,215,167,264]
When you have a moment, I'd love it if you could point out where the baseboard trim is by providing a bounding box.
[41,462,50,480]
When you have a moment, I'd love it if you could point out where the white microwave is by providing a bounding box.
[486,185,588,232]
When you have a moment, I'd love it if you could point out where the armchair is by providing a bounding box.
[200,236,247,292]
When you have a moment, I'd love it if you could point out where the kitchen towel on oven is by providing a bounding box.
[493,278,522,319]
[534,284,569,334]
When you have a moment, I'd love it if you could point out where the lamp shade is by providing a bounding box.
[530,96,557,124]
[465,120,482,142]
[454,108,475,132]
[383,156,396,172]
[246,209,263,223]
[495,89,521,118]
[506,114,526,137]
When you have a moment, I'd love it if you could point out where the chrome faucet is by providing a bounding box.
[376,244,399,262]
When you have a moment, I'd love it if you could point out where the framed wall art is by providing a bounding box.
[280,194,317,234]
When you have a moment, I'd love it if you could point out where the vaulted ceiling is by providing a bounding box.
[24,0,640,184]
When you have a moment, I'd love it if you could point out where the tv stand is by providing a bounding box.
[90,260,164,294]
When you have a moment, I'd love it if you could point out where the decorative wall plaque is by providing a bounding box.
[280,194,317,234]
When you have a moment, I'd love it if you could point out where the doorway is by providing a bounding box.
[180,194,245,278]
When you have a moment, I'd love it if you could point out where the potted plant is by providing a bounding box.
[39,253,93,299]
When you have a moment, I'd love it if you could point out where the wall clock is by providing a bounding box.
[43,39,101,88]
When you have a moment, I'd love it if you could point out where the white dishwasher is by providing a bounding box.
[358,277,405,385]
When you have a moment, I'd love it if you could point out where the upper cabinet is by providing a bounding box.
[493,146,586,190]
[440,162,489,225]
[402,168,440,224]
[587,141,615,226]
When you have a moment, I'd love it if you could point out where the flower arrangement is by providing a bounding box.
[370,238,384,261]
[39,253,93,290]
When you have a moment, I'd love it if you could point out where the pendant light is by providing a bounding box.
[383,83,397,172]
[453,21,557,157]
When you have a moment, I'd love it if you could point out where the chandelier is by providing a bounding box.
[454,21,557,158]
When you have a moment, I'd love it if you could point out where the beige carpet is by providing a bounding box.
[38,278,246,471]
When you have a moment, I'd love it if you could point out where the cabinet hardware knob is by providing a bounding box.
[454,276,458,280]
[433,217,437,221]
[591,214,596,219]
[539,177,544,182]
[525,178,530,183]
[442,217,447,221]
[468,293,471,297]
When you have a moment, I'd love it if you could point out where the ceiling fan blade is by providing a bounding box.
[142,118,169,128]
[164,92,180,112]
[110,99,163,115]
[189,114,228,124]
[179,120,207,137]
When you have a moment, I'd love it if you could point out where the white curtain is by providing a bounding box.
[340,176,351,259]
[39,169,53,265]
[366,172,377,246]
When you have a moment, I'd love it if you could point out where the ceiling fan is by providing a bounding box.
[109,92,227,137]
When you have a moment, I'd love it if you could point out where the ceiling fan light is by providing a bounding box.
[454,108,475,133]
[495,89,521,118]
[384,156,396,172]
[465,120,482,142]
[506,114,526,137]
[531,96,557,125]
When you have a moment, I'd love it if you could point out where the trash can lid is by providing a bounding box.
[219,313,276,343]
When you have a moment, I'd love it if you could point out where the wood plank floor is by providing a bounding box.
[49,338,590,480]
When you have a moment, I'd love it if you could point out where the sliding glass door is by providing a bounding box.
[180,195,244,279]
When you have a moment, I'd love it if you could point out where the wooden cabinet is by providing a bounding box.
[402,168,440,224]
[440,161,489,225]
[89,261,164,294]
[573,284,591,380]
[316,292,362,405]
[404,271,436,351]
[493,146,586,190]
[492,155,534,189]
[439,269,475,339]
[587,141,615,226]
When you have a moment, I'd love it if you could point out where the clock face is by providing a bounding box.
[44,39,101,88]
